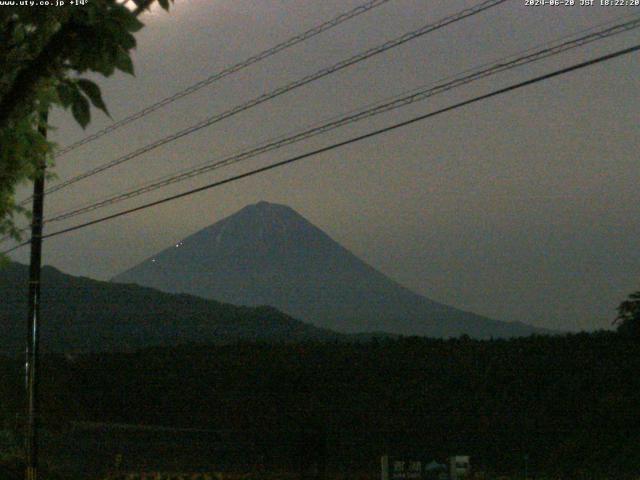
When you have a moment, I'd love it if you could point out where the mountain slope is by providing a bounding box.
[0,262,341,354]
[113,201,544,338]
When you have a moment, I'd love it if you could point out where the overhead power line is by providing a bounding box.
[4,14,639,243]
[4,43,638,255]
[54,0,394,158]
[37,16,640,225]
[32,0,509,201]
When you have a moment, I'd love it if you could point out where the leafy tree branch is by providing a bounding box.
[0,0,173,247]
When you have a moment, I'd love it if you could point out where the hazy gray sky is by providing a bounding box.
[8,0,640,331]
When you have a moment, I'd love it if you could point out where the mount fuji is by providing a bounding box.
[113,201,544,338]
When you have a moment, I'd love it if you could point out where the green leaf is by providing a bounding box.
[117,31,137,51]
[158,0,170,10]
[114,6,145,32]
[71,95,91,129]
[55,81,76,108]
[77,78,110,117]
[114,48,134,75]
[126,15,145,33]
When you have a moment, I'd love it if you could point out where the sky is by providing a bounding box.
[7,0,640,331]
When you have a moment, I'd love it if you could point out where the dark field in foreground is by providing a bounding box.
[1,332,639,479]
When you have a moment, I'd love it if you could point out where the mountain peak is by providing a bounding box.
[250,200,286,210]
[191,201,331,256]
[236,201,303,222]
[113,203,545,339]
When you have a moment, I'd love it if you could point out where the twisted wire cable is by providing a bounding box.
[54,0,395,157]
[41,16,640,225]
[34,0,510,200]
[3,42,638,255]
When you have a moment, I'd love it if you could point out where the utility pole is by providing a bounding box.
[25,110,47,480]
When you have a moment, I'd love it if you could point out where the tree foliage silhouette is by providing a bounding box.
[0,0,173,247]
[615,290,640,337]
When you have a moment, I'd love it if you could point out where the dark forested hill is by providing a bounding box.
[1,333,637,478]
[113,201,546,339]
[0,262,342,354]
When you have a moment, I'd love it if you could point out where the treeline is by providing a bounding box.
[1,332,639,478]
[0,262,343,356]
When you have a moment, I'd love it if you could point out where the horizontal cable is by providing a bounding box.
[32,0,509,200]
[39,16,640,224]
[4,42,638,254]
[53,0,394,157]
